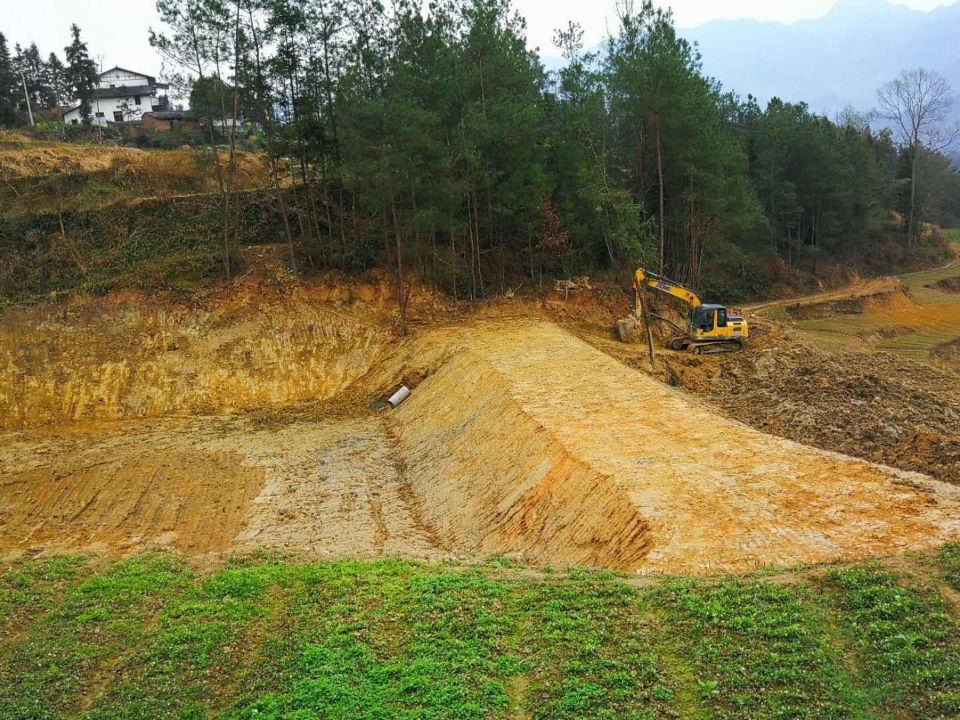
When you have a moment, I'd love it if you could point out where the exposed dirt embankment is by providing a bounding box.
[784,286,915,320]
[4,283,960,574]
[390,322,960,574]
[0,286,396,430]
[393,346,652,570]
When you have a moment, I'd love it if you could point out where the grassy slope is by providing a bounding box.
[3,551,960,719]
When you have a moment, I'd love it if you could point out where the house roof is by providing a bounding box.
[99,66,157,85]
[89,85,162,100]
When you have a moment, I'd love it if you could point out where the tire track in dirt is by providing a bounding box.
[0,439,263,555]
[384,422,446,552]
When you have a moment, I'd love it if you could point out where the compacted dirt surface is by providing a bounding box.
[3,279,960,575]
[1,415,447,562]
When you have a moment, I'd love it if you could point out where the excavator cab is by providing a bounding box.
[688,304,748,350]
[692,305,723,333]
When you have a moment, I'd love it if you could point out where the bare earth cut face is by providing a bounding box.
[2,294,959,574]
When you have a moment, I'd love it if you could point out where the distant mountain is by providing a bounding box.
[682,0,960,122]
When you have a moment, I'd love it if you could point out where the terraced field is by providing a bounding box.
[761,237,960,370]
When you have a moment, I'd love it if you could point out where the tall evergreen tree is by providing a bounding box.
[18,43,47,110]
[64,24,98,123]
[43,52,69,109]
[0,32,18,126]
[137,0,959,303]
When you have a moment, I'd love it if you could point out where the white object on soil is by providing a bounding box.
[388,386,411,408]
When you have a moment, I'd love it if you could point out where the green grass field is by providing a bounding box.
[3,551,960,719]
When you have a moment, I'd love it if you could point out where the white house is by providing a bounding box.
[63,67,170,127]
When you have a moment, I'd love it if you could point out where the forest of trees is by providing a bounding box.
[0,25,98,125]
[2,0,959,303]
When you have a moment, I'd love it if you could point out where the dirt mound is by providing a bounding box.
[784,288,914,320]
[876,325,917,339]
[393,345,652,570]
[391,322,960,574]
[932,337,960,371]
[659,326,960,484]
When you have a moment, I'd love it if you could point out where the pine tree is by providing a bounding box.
[19,43,47,110]
[64,24,98,123]
[44,52,69,109]
[0,32,18,126]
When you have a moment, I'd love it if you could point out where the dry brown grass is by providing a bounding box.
[0,130,269,193]
[0,138,144,180]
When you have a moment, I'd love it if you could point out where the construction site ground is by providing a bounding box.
[3,251,960,576]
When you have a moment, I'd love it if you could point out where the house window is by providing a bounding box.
[95,112,104,117]
[113,111,123,122]
[71,119,79,125]
[134,95,141,106]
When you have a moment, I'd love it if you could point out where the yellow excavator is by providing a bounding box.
[629,268,749,354]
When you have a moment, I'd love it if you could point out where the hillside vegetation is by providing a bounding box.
[4,0,959,306]
[0,133,286,300]
[0,132,269,217]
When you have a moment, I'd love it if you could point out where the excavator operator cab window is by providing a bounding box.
[693,308,714,333]
[716,308,728,328]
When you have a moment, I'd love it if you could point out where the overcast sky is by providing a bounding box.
[2,0,956,79]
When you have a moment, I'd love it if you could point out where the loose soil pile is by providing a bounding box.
[932,337,960,372]
[935,276,960,293]
[659,323,960,485]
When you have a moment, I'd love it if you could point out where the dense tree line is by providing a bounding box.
[0,25,98,124]
[5,1,959,308]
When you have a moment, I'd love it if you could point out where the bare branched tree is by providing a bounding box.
[877,68,959,242]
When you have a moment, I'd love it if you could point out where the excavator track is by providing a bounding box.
[689,341,743,355]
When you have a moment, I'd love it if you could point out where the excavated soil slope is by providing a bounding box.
[4,291,960,574]
[0,287,394,429]
[392,322,960,574]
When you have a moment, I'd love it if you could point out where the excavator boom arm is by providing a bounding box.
[632,269,702,314]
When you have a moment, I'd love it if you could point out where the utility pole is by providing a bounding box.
[20,72,35,127]
[94,55,104,142]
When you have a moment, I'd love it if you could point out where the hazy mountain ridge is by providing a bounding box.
[682,0,960,121]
